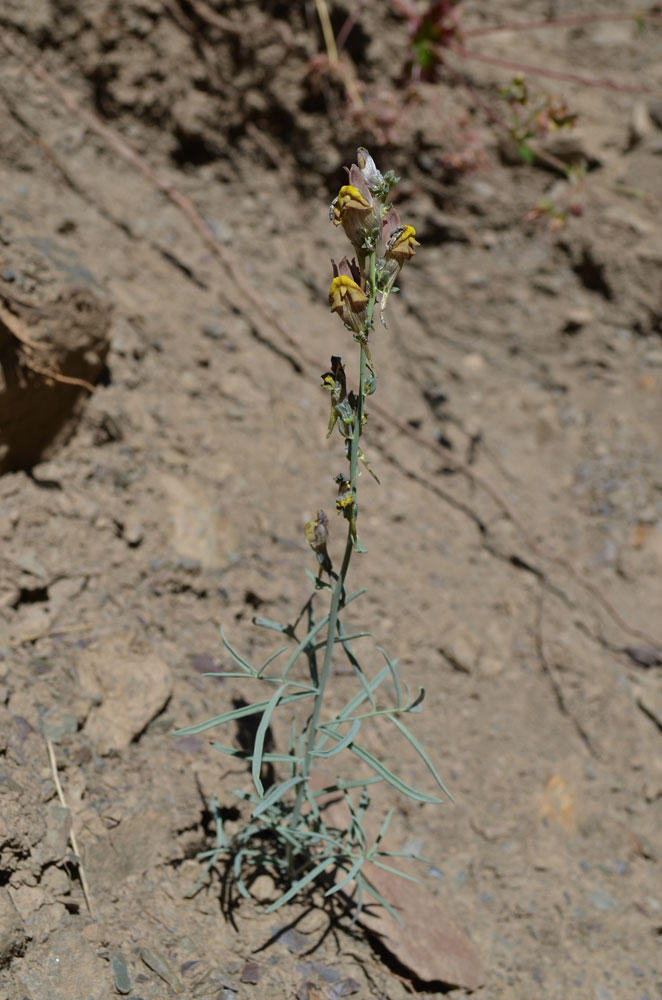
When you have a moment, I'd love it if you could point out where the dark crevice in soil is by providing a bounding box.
[171,131,226,168]
[570,247,614,300]
[11,586,50,608]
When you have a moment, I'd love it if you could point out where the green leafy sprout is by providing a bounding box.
[176,147,452,924]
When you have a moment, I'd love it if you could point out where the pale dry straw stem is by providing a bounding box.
[314,0,364,108]
[46,737,95,917]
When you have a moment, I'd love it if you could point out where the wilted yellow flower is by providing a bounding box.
[305,509,332,577]
[334,474,355,514]
[322,356,352,439]
[328,258,368,333]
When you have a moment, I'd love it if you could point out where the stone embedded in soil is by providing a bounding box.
[240,960,262,984]
[357,864,485,990]
[326,977,361,998]
[0,887,26,967]
[563,308,595,334]
[272,923,308,953]
[13,927,108,1000]
[647,99,662,128]
[161,473,238,569]
[77,642,172,753]
[625,644,661,668]
[439,634,478,673]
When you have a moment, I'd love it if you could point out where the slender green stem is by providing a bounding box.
[287,249,378,857]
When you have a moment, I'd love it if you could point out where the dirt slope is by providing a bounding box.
[0,2,661,998]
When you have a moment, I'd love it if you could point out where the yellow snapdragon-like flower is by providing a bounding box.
[328,259,368,333]
[386,224,420,266]
[376,210,421,316]
[330,165,379,248]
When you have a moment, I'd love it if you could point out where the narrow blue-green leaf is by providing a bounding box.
[174,690,314,736]
[406,687,425,712]
[311,775,383,797]
[252,776,303,818]
[199,671,254,681]
[337,621,375,711]
[304,567,331,590]
[345,792,368,853]
[374,807,394,849]
[379,849,432,864]
[294,827,343,850]
[312,718,360,758]
[233,788,258,805]
[210,793,227,850]
[325,855,365,896]
[220,626,257,676]
[313,665,389,755]
[355,870,404,926]
[258,645,290,672]
[252,616,291,633]
[314,631,374,649]
[199,670,314,692]
[387,713,454,802]
[252,684,289,795]
[376,645,402,708]
[337,665,390,719]
[349,743,443,804]
[264,856,336,913]
[344,587,367,605]
[268,824,302,850]
[352,786,370,839]
[351,874,364,925]
[234,851,251,898]
[279,615,330,679]
[210,744,301,765]
[369,859,419,882]
[303,781,322,824]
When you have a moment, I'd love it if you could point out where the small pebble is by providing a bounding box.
[587,887,618,911]
[240,961,261,984]
[123,516,143,547]
[140,947,182,993]
[274,925,308,954]
[326,978,361,999]
[202,320,225,340]
[624,645,661,668]
[110,951,131,995]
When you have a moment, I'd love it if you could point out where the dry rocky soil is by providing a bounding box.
[1,1,662,998]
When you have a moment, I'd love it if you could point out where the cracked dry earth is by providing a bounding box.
[1,2,662,998]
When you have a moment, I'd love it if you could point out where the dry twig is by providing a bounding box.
[46,737,95,917]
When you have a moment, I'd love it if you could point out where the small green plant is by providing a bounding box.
[176,148,451,921]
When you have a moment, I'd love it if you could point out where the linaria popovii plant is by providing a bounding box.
[176,148,452,922]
